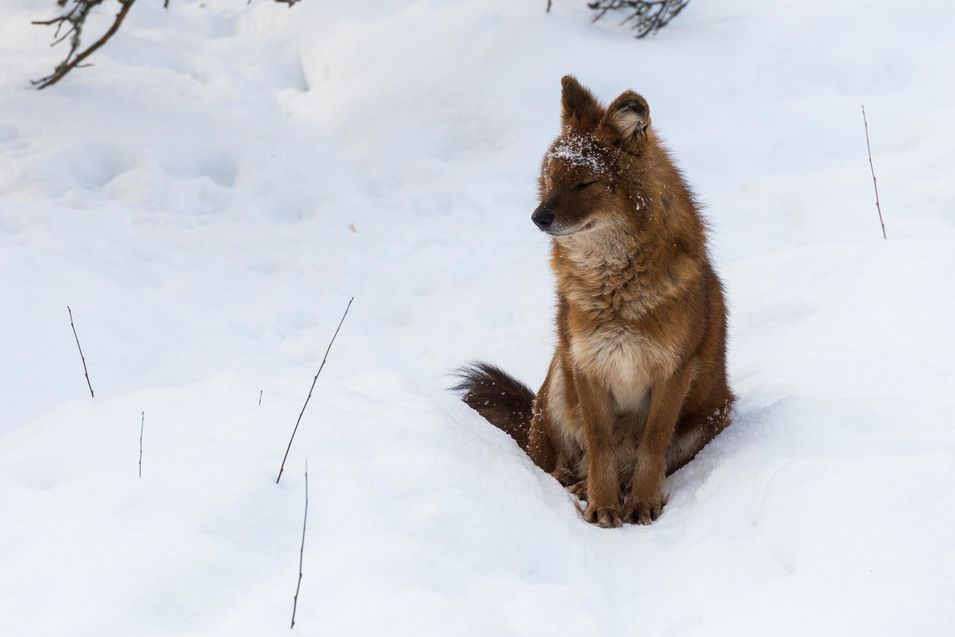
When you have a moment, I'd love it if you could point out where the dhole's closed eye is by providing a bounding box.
[574,180,597,191]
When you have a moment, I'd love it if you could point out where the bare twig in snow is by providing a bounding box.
[67,305,95,398]
[276,297,354,484]
[290,461,309,630]
[259,390,263,406]
[546,0,553,13]
[861,104,887,240]
[138,411,144,478]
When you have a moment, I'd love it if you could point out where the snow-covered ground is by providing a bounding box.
[2,1,954,635]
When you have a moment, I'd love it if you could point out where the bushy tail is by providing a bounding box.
[453,362,535,450]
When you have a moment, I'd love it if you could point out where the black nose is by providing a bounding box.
[532,205,555,230]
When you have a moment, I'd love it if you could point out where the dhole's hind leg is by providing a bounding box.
[567,478,588,500]
[526,412,558,473]
[528,410,584,488]
[551,450,581,488]
[666,400,733,475]
[529,356,585,487]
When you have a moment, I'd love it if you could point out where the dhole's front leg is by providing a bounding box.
[624,365,693,524]
[575,372,622,528]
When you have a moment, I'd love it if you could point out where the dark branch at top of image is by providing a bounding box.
[588,0,691,38]
[32,0,136,90]
[31,0,302,90]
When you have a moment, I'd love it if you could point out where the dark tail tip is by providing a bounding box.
[452,362,535,450]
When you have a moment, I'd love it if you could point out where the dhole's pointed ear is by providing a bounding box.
[604,91,651,147]
[561,75,602,132]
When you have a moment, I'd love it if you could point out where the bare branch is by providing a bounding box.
[587,0,690,38]
[259,389,263,406]
[31,0,301,89]
[290,461,309,629]
[67,305,95,398]
[861,105,887,240]
[32,0,136,90]
[276,297,354,484]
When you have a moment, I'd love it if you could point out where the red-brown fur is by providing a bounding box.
[456,76,733,527]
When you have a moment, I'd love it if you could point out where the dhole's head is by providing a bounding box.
[532,75,654,237]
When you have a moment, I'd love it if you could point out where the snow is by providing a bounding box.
[547,134,608,174]
[1,0,954,635]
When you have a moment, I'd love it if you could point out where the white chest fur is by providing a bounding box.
[569,322,669,414]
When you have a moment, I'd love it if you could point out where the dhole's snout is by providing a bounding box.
[532,204,555,231]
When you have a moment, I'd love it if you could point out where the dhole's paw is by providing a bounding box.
[567,479,588,501]
[583,504,622,528]
[623,490,669,525]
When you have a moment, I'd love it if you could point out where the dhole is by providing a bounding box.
[456,76,733,528]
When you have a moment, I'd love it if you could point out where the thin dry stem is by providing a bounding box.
[861,104,887,240]
[290,461,309,629]
[138,411,144,478]
[276,298,354,484]
[67,305,95,398]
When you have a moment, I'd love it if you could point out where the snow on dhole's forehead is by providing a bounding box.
[547,134,607,174]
